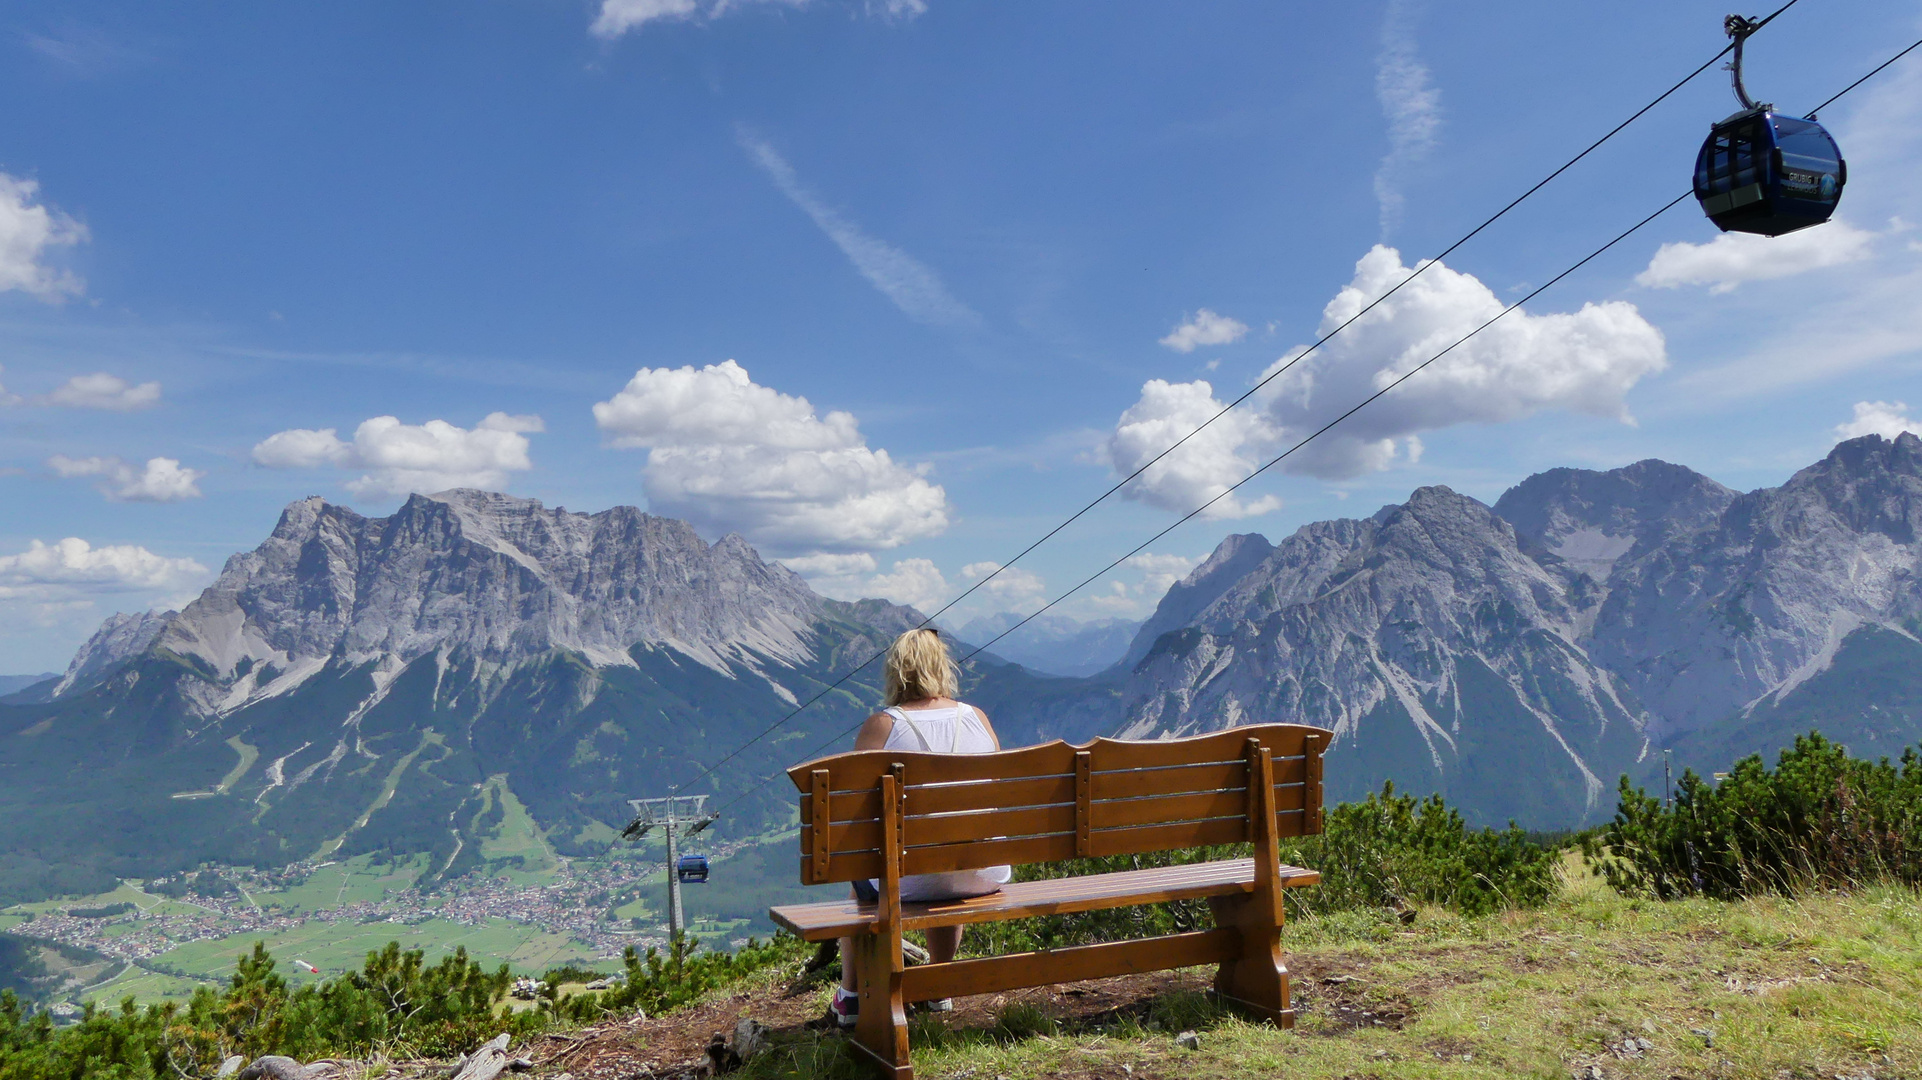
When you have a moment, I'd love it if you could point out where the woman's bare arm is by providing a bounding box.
[853,711,894,751]
[970,705,1002,751]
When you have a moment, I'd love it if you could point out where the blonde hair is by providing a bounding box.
[883,628,959,707]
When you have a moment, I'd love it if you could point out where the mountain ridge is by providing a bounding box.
[9,435,1922,904]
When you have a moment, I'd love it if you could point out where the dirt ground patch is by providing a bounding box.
[531,965,1243,1079]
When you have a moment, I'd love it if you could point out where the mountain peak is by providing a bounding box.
[1493,458,1735,581]
[1121,532,1276,668]
[148,492,828,713]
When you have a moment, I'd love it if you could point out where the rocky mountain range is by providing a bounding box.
[0,490,1049,903]
[5,435,1919,901]
[1095,434,1922,824]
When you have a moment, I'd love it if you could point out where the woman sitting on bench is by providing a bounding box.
[832,628,1011,1029]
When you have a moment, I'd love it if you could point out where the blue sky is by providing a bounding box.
[1,0,1919,673]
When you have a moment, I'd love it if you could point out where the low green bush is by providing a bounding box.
[1285,781,1556,916]
[0,941,539,1079]
[0,930,803,1079]
[555,933,803,1021]
[1585,732,1922,900]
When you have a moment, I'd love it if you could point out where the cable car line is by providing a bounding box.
[909,1,1794,628]
[665,1,1813,801]
[1807,36,1922,116]
[703,190,1692,821]
[698,18,1922,814]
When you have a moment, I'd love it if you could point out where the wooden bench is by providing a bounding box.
[768,723,1331,1079]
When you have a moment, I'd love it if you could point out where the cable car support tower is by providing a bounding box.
[621,795,717,940]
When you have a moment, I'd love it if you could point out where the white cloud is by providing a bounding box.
[0,365,19,407]
[592,0,916,39]
[1104,376,1282,518]
[0,538,207,596]
[48,455,204,502]
[866,558,952,611]
[43,372,162,411]
[1074,552,1202,617]
[1159,309,1249,353]
[252,412,542,499]
[1835,400,1919,441]
[738,130,978,328]
[778,552,877,578]
[1637,221,1877,293]
[0,173,86,300]
[591,0,700,37]
[1107,244,1667,506]
[1372,0,1440,238]
[802,555,953,612]
[1123,552,1199,598]
[960,561,1046,606]
[594,359,950,555]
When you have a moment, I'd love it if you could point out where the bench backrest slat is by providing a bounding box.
[789,722,1333,886]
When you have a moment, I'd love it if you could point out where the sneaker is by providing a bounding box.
[832,985,859,1029]
[912,997,953,1013]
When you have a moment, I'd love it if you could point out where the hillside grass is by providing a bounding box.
[735,856,1920,1079]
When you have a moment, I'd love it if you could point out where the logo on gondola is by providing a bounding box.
[1819,173,1837,198]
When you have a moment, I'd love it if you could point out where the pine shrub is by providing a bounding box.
[1585,733,1922,899]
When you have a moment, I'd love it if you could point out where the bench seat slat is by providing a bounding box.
[1090,788,1247,830]
[1089,755,1306,800]
[1087,728,1310,770]
[790,741,1078,792]
[805,781,1309,859]
[804,803,1078,855]
[809,832,1082,884]
[809,774,1078,824]
[769,857,1322,941]
[1087,814,1250,856]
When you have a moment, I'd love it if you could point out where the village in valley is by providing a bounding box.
[0,830,769,1007]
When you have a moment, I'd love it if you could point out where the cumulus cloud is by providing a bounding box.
[800,555,953,612]
[592,0,917,38]
[1104,377,1282,518]
[739,130,978,328]
[1373,0,1441,238]
[594,359,950,555]
[1638,220,1877,293]
[43,372,162,411]
[0,173,86,300]
[1076,551,1202,617]
[1106,245,1667,509]
[778,552,878,578]
[48,455,204,502]
[1159,309,1249,353]
[960,561,1046,606]
[592,0,700,36]
[1123,552,1199,597]
[1835,400,1919,441]
[0,538,207,597]
[252,412,542,499]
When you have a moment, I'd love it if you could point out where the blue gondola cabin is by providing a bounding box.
[1695,108,1845,236]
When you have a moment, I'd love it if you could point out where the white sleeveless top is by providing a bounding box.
[879,703,1013,902]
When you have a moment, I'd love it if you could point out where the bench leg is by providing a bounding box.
[849,931,912,1079]
[1208,893,1293,1027]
